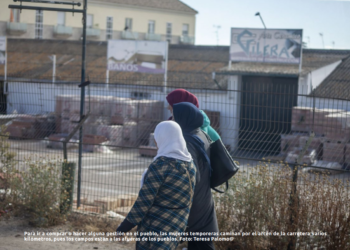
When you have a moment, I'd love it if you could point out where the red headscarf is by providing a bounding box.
[166,89,199,108]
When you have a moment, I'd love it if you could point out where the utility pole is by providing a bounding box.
[213,25,221,46]
[319,33,324,48]
[255,12,266,29]
[9,0,87,209]
[255,12,267,62]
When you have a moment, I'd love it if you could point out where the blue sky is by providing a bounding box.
[181,0,350,49]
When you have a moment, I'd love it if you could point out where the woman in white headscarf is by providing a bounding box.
[117,121,196,250]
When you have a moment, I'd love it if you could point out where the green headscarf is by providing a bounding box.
[200,110,220,142]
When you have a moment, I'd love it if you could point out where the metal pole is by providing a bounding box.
[259,15,266,29]
[4,37,8,96]
[299,30,303,74]
[287,132,314,250]
[77,0,87,209]
[163,41,168,93]
[255,13,266,62]
[287,165,299,250]
[263,29,266,63]
[52,54,56,84]
[4,50,7,92]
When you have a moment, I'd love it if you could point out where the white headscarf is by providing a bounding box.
[140,121,192,188]
[153,121,192,162]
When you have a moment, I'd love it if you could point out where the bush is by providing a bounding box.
[0,127,17,202]
[214,161,350,250]
[12,157,70,226]
[0,126,70,226]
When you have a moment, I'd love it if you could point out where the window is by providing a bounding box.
[166,23,172,42]
[148,20,155,34]
[106,16,113,40]
[182,24,189,36]
[87,14,93,28]
[125,18,132,31]
[12,9,20,22]
[57,12,65,26]
[131,92,151,99]
[35,10,43,39]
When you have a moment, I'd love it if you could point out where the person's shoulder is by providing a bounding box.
[153,157,192,175]
[186,160,196,170]
[177,159,192,167]
[152,156,177,168]
[196,129,211,144]
[148,157,175,177]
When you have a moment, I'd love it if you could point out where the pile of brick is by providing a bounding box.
[54,95,164,152]
[283,107,350,167]
[5,114,55,139]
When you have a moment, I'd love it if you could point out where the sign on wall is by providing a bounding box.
[230,28,302,64]
[0,36,6,65]
[107,40,168,74]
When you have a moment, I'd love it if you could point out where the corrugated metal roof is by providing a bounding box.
[312,55,350,100]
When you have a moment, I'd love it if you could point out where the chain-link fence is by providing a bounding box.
[1,76,349,203]
[0,76,349,248]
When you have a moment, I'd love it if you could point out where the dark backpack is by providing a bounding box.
[209,138,239,193]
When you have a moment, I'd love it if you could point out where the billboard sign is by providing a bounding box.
[0,36,6,65]
[230,28,302,64]
[107,40,168,74]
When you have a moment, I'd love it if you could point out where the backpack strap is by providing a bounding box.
[184,166,193,206]
[212,181,229,193]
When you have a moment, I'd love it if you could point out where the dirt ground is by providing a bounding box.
[0,216,136,250]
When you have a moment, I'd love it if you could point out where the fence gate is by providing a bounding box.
[238,76,298,155]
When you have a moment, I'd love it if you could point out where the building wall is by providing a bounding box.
[297,60,349,111]
[0,0,196,43]
[310,60,342,91]
[87,2,195,36]
[298,60,342,96]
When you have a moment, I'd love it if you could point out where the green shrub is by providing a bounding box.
[11,156,69,226]
[214,162,350,250]
[0,126,70,226]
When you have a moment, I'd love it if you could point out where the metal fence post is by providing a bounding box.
[60,161,76,214]
[77,0,87,209]
[287,128,315,249]
[287,164,299,250]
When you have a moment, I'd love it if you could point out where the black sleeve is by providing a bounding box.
[187,142,201,184]
[116,219,136,232]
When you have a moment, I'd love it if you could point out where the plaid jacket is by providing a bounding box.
[126,156,196,250]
